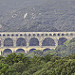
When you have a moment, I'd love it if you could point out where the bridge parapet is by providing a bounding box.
[0,32,75,36]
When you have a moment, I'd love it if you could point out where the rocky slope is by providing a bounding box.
[0,0,75,32]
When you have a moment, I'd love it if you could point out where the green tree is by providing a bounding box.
[11,61,25,73]
[0,63,15,75]
[22,71,30,75]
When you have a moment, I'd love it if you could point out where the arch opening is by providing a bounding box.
[3,49,12,56]
[42,38,55,46]
[43,48,51,52]
[58,38,67,45]
[16,49,25,53]
[4,38,13,46]
[16,38,26,46]
[29,38,39,46]
[29,49,36,53]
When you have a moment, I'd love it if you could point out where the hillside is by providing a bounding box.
[0,0,75,32]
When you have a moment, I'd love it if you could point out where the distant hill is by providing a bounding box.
[0,0,75,32]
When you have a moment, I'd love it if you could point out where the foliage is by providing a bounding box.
[56,38,75,57]
[0,53,75,75]
[0,53,30,65]
[0,63,15,75]
[0,56,4,60]
[70,38,75,43]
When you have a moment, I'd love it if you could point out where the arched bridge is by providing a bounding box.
[0,32,75,55]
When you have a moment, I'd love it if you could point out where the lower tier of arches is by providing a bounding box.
[0,47,56,56]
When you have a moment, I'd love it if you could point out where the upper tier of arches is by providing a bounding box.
[3,37,68,47]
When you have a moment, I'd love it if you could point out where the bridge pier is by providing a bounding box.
[0,49,4,56]
[13,38,17,47]
[54,38,59,47]
[1,38,4,48]
[39,38,43,47]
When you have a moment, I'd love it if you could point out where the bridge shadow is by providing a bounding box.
[29,49,36,53]
[43,48,51,52]
[3,49,12,56]
[16,49,25,54]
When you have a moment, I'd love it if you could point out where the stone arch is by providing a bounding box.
[16,49,25,53]
[3,34,5,36]
[53,33,56,36]
[0,40,1,47]
[58,33,60,36]
[28,34,31,36]
[61,33,64,36]
[42,38,55,46]
[3,49,12,56]
[58,38,67,45]
[29,38,39,46]
[49,34,52,36]
[7,34,10,36]
[16,38,26,46]
[70,33,73,36]
[43,48,51,52]
[29,48,36,53]
[4,38,13,46]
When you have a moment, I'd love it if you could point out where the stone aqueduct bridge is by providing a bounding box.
[0,32,75,55]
